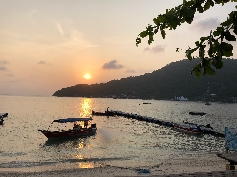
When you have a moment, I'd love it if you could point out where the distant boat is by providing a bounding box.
[205,102,211,105]
[173,122,203,134]
[189,111,206,116]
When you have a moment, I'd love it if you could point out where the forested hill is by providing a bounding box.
[53,58,237,102]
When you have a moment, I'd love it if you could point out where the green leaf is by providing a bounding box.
[139,31,147,38]
[139,31,148,38]
[182,8,195,17]
[202,58,210,67]
[221,19,232,26]
[200,37,208,42]
[215,60,223,69]
[195,41,200,46]
[213,31,220,36]
[204,0,210,11]
[147,25,153,32]
[205,66,215,75]
[136,37,141,46]
[192,66,202,77]
[234,24,237,35]
[220,42,233,57]
[197,5,204,13]
[153,18,159,25]
[216,27,224,33]
[210,0,214,7]
[161,30,166,39]
[148,34,154,45]
[214,0,222,3]
[225,31,236,41]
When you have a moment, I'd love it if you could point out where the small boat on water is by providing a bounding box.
[205,102,211,106]
[173,122,202,134]
[0,112,8,125]
[189,111,206,116]
[38,117,97,139]
[143,102,151,104]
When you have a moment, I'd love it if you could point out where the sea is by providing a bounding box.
[0,95,236,174]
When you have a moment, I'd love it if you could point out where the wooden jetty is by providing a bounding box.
[92,109,225,137]
[92,110,116,116]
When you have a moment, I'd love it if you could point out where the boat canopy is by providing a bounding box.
[53,117,92,123]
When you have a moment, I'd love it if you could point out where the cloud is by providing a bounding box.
[38,61,52,65]
[38,61,46,64]
[190,17,220,33]
[102,60,124,70]
[57,23,64,37]
[144,45,165,53]
[0,60,9,65]
[0,66,7,71]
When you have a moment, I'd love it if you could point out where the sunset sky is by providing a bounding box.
[0,0,236,96]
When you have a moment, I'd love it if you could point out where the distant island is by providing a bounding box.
[53,58,237,103]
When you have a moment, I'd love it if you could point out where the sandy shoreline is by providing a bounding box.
[0,167,235,177]
[0,155,230,177]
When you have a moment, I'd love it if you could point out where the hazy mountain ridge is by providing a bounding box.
[53,58,237,102]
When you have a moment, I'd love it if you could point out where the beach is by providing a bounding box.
[0,153,231,177]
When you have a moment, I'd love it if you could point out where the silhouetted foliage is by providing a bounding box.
[136,0,237,77]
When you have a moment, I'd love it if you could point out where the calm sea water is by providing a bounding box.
[0,96,236,173]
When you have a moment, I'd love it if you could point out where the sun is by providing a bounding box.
[83,73,92,80]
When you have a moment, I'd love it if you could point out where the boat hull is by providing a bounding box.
[189,111,206,116]
[173,123,202,134]
[39,128,97,139]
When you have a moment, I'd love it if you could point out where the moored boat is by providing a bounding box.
[38,117,97,139]
[189,111,206,116]
[173,122,202,134]
[198,124,224,137]
[0,112,8,125]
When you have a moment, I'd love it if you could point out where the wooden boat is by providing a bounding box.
[198,124,224,137]
[173,122,202,134]
[38,117,97,139]
[189,111,206,116]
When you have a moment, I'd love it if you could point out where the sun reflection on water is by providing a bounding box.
[75,142,84,149]
[78,162,94,168]
[79,98,92,117]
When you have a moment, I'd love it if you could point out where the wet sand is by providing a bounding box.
[0,155,231,177]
